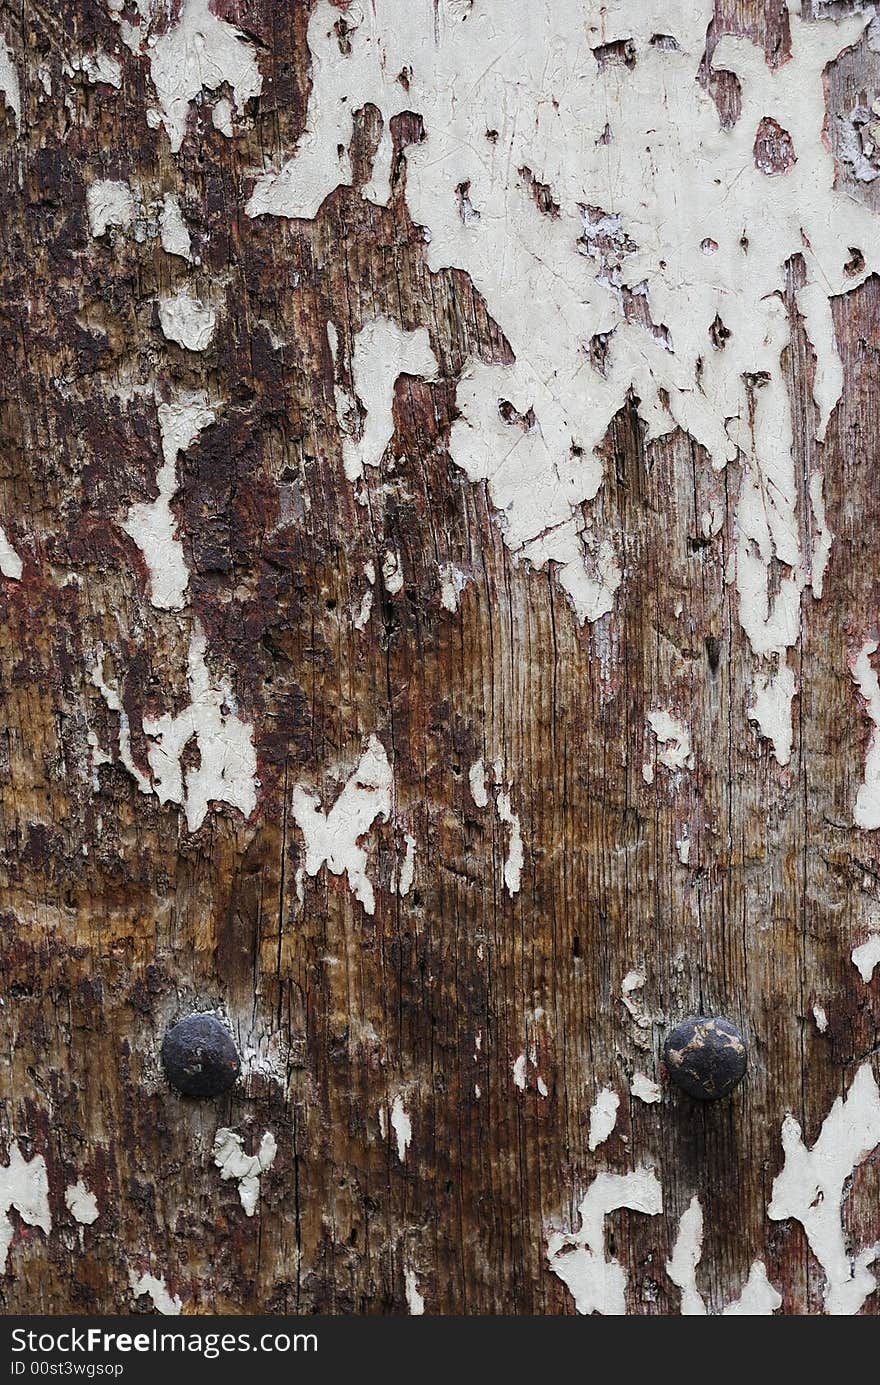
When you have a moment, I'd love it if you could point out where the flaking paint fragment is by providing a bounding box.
[143,624,257,833]
[747,663,796,766]
[159,193,193,261]
[158,289,216,352]
[291,735,392,916]
[390,1094,412,1162]
[247,0,876,758]
[588,1087,620,1151]
[128,1271,181,1316]
[0,1145,51,1274]
[64,1180,98,1226]
[0,528,22,580]
[546,1167,662,1315]
[212,1129,277,1217]
[339,317,438,483]
[122,394,215,610]
[111,0,263,153]
[630,1072,661,1104]
[852,932,880,983]
[86,179,136,238]
[768,1062,880,1315]
[0,36,20,132]
[647,710,693,772]
[404,1266,425,1315]
[666,1196,706,1315]
[851,640,880,829]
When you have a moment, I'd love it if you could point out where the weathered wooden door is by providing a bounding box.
[1,0,879,1317]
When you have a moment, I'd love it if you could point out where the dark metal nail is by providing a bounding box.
[663,1015,747,1100]
[161,1013,241,1097]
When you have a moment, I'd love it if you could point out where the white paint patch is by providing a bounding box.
[668,1196,782,1315]
[675,827,690,865]
[0,1145,51,1273]
[143,624,258,832]
[128,1271,181,1316]
[748,662,796,765]
[158,289,216,352]
[340,318,438,483]
[722,1261,783,1316]
[354,560,375,630]
[439,564,466,612]
[159,193,193,261]
[81,51,122,88]
[404,1266,425,1315]
[247,0,876,750]
[620,969,650,1030]
[588,1087,620,1151]
[546,1167,662,1315]
[813,1004,829,1034]
[0,528,22,580]
[382,548,404,595]
[212,1128,277,1217]
[468,758,489,809]
[512,1053,528,1091]
[630,1072,661,1104]
[398,831,416,898]
[851,640,880,829]
[112,0,262,153]
[86,179,136,238]
[123,394,215,610]
[852,932,880,984]
[768,1061,880,1315]
[666,1195,706,1316]
[0,35,20,131]
[647,710,693,772]
[390,1094,412,1162]
[495,786,523,896]
[65,1179,98,1226]
[292,735,392,916]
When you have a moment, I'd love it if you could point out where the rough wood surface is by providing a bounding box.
[0,0,878,1316]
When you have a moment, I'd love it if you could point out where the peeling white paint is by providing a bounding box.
[246,0,877,756]
[212,1128,277,1217]
[813,1004,829,1034]
[398,831,416,898]
[0,36,20,132]
[512,1053,528,1091]
[159,192,193,261]
[381,548,404,595]
[852,932,880,984]
[158,289,216,352]
[81,51,122,88]
[0,1145,51,1274]
[675,826,690,865]
[122,394,215,610]
[87,179,136,238]
[620,969,650,1029]
[768,1062,880,1315]
[390,1094,412,1162]
[668,1195,782,1315]
[111,0,263,153]
[143,624,257,832]
[495,786,523,896]
[852,640,880,830]
[667,1196,706,1316]
[748,662,796,766]
[292,735,392,916]
[64,1179,98,1226]
[354,560,375,630]
[128,1271,181,1316]
[468,758,489,809]
[439,564,466,612]
[722,1260,783,1316]
[0,528,22,580]
[546,1167,662,1315]
[630,1072,661,1104]
[588,1087,620,1151]
[340,317,438,483]
[404,1266,425,1315]
[647,710,693,772]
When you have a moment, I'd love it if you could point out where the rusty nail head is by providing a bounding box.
[161,1013,241,1097]
[663,1015,747,1101]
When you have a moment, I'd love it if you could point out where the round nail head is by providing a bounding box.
[663,1015,747,1101]
[161,1013,241,1097]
